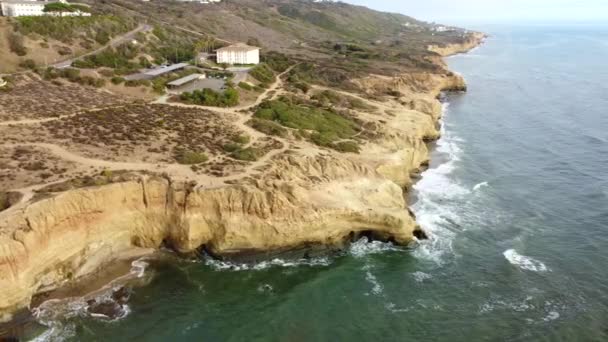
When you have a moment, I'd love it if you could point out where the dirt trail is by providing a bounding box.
[1,67,297,209]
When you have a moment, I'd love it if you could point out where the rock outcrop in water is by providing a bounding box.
[0,37,484,321]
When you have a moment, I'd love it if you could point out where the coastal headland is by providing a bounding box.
[0,0,485,323]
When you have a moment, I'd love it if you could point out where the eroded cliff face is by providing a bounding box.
[0,62,473,320]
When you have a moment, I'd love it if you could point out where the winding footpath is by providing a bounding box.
[0,67,298,212]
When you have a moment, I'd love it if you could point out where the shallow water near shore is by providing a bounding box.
[32,24,608,341]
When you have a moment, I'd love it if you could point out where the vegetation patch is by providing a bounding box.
[8,32,27,56]
[174,150,209,165]
[13,15,135,44]
[249,63,275,84]
[248,118,288,138]
[253,97,361,152]
[43,3,90,13]
[311,90,377,111]
[179,88,239,107]
[72,44,140,74]
[40,67,105,88]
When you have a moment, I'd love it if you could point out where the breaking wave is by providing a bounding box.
[204,237,403,272]
[410,102,471,264]
[348,237,402,258]
[30,258,150,341]
[503,249,550,272]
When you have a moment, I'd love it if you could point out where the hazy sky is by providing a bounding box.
[342,0,608,25]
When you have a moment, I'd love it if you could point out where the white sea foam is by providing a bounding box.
[543,311,560,321]
[364,269,384,296]
[204,256,331,272]
[503,249,550,272]
[131,259,149,278]
[349,237,400,258]
[411,271,432,283]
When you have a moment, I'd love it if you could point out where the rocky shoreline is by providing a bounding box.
[0,35,485,324]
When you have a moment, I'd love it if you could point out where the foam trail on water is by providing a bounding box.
[503,249,550,272]
[205,257,331,272]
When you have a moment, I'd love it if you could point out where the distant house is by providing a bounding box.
[216,43,260,65]
[0,0,90,17]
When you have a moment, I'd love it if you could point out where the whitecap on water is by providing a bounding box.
[543,311,560,322]
[411,271,432,283]
[503,249,550,272]
[473,181,489,191]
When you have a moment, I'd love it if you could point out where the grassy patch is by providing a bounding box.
[312,90,377,111]
[253,97,360,152]
[72,43,140,74]
[13,15,135,44]
[248,118,288,138]
[174,150,209,165]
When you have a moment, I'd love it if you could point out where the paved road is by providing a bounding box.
[52,24,152,68]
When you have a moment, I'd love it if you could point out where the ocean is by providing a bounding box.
[30,24,608,341]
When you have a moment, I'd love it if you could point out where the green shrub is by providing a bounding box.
[232,135,250,144]
[230,147,260,161]
[238,82,253,91]
[293,82,310,93]
[8,33,27,56]
[179,87,239,107]
[249,63,275,83]
[262,51,292,72]
[223,143,241,153]
[334,141,360,153]
[110,76,124,84]
[43,3,78,12]
[19,59,36,69]
[175,150,208,164]
[75,44,140,72]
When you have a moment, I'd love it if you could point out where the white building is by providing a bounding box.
[0,0,89,17]
[1,0,45,16]
[216,43,260,65]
